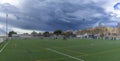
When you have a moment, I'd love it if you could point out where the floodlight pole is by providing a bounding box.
[6,13,8,39]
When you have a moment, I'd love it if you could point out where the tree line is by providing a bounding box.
[8,30,74,37]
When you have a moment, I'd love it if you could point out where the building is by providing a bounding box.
[12,34,32,38]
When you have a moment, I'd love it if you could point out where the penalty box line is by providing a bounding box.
[0,41,10,53]
[46,48,85,61]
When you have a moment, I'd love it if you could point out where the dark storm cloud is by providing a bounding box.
[0,3,19,13]
[0,0,113,31]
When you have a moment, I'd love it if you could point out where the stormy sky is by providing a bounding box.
[0,0,120,34]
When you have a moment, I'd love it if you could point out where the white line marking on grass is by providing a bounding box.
[0,41,9,53]
[46,48,85,61]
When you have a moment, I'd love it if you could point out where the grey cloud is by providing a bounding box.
[0,0,115,31]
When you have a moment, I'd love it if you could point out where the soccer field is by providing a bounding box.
[0,38,120,61]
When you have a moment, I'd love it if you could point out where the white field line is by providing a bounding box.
[46,48,85,61]
[0,41,9,53]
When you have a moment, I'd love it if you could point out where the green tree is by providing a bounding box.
[8,31,17,37]
[43,31,50,37]
[31,31,38,36]
[54,30,62,35]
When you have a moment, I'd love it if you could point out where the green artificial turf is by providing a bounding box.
[0,38,120,61]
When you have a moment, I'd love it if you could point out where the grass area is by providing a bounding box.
[0,40,8,50]
[0,38,120,61]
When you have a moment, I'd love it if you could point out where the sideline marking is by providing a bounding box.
[0,41,9,53]
[46,48,85,61]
